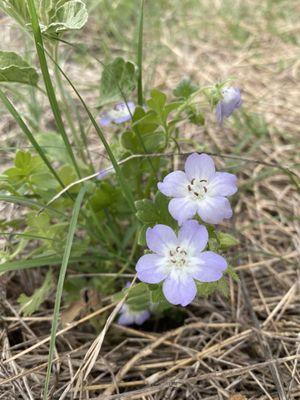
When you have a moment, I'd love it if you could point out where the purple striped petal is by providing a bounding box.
[162,274,197,306]
[158,171,189,198]
[168,197,198,225]
[146,225,178,255]
[208,172,237,196]
[136,253,168,283]
[193,251,227,282]
[178,220,208,253]
[185,153,216,181]
[197,196,232,224]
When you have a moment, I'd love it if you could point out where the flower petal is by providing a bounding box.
[197,196,233,224]
[99,115,111,126]
[134,310,151,325]
[157,171,189,198]
[118,305,134,325]
[178,220,208,253]
[208,172,237,197]
[136,253,168,283]
[184,153,216,181]
[192,251,227,282]
[146,225,178,255]
[114,114,131,124]
[168,197,197,225]
[162,274,197,306]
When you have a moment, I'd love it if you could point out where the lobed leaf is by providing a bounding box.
[0,51,39,86]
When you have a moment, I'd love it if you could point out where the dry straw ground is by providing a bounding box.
[1,1,300,399]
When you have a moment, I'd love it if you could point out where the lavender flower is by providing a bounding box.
[136,220,227,306]
[96,166,114,180]
[99,101,135,126]
[158,153,237,225]
[216,87,242,125]
[117,303,150,326]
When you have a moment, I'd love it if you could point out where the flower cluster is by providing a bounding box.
[135,153,237,308]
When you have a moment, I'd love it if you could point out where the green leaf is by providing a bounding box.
[173,77,198,99]
[99,57,137,106]
[217,232,239,249]
[125,283,150,311]
[146,89,166,115]
[0,51,39,86]
[135,192,176,245]
[18,269,53,316]
[226,265,239,282]
[45,0,88,34]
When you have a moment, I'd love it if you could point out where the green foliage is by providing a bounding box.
[43,0,88,34]
[173,77,198,99]
[0,51,39,86]
[135,192,176,245]
[0,0,88,35]
[99,57,137,106]
[18,269,53,316]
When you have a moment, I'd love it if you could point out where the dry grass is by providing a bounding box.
[1,0,300,399]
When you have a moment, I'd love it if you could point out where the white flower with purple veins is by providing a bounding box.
[136,220,227,306]
[117,303,150,326]
[216,87,242,125]
[158,153,237,225]
[99,101,135,126]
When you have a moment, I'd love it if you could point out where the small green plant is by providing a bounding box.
[0,1,243,397]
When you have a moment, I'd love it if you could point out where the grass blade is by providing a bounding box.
[0,88,67,191]
[43,186,86,399]
[0,254,110,274]
[0,194,64,216]
[44,50,136,212]
[26,0,81,178]
[137,0,144,106]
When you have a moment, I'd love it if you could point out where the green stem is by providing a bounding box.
[137,0,144,106]
[26,0,81,179]
[43,186,86,399]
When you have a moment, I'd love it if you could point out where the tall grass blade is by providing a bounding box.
[43,186,86,399]
[26,0,81,178]
[137,0,144,106]
[44,50,136,212]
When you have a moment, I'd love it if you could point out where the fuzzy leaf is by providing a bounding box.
[173,77,198,99]
[44,0,88,33]
[0,51,39,86]
[18,270,53,316]
[99,57,137,106]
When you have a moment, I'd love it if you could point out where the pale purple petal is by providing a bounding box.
[136,254,167,283]
[197,196,233,224]
[134,310,151,325]
[192,251,227,282]
[178,220,208,253]
[118,308,135,325]
[146,225,177,255]
[216,87,242,126]
[168,197,198,225]
[184,153,216,181]
[216,102,223,125]
[99,115,111,126]
[97,166,114,180]
[208,172,237,196]
[114,114,131,124]
[162,275,197,306]
[157,171,189,197]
